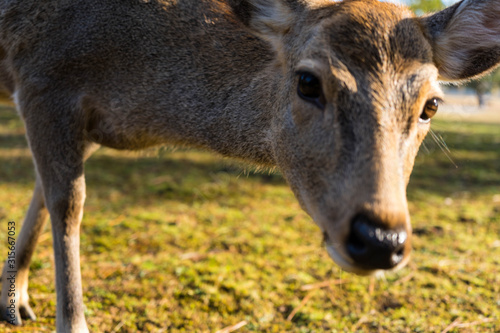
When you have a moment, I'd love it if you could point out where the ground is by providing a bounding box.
[0,95,499,332]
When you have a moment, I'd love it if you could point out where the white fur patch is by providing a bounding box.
[248,0,295,59]
[12,90,20,108]
[251,0,294,35]
[11,90,25,118]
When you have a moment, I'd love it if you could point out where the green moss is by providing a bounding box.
[0,103,499,332]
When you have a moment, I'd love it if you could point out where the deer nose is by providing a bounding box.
[346,214,407,269]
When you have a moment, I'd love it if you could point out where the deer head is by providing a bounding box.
[232,0,500,274]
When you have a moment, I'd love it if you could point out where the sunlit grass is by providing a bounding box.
[0,102,499,332]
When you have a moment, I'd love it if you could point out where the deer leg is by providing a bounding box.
[34,149,91,333]
[18,93,93,333]
[35,154,90,332]
[46,173,89,333]
[1,177,49,325]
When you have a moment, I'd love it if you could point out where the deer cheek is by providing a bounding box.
[291,104,318,126]
[403,132,427,185]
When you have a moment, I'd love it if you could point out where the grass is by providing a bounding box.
[0,100,499,332]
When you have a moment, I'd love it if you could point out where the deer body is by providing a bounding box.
[2,1,276,160]
[0,0,499,331]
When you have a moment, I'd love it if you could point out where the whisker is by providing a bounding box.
[421,141,430,154]
[435,132,451,153]
[429,129,458,168]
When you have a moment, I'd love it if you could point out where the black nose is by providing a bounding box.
[346,214,407,269]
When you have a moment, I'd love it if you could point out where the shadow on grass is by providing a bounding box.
[1,104,499,201]
[0,152,286,202]
[409,120,500,198]
[0,133,27,148]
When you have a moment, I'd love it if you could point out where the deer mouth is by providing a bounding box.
[323,232,377,276]
[322,214,411,275]
[300,189,411,274]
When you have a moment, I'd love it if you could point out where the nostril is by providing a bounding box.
[347,214,408,270]
[346,219,369,256]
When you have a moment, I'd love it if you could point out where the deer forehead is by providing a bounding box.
[293,1,433,75]
[290,1,440,109]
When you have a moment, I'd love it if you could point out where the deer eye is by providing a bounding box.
[297,72,325,109]
[419,98,440,124]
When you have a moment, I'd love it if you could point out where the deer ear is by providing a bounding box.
[230,0,296,51]
[421,0,500,81]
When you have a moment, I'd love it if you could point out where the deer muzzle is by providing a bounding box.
[346,214,408,269]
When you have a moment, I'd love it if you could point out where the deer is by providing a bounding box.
[0,0,499,331]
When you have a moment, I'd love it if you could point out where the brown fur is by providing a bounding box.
[0,0,498,331]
